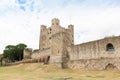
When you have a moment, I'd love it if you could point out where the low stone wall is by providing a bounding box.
[67,58,120,70]
[5,61,22,66]
[31,48,50,59]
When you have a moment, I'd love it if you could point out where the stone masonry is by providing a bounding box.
[24,18,120,70]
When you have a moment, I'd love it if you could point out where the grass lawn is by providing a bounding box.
[0,63,120,80]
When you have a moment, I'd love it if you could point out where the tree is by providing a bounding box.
[3,45,16,62]
[3,43,27,62]
[16,43,27,61]
[0,57,3,66]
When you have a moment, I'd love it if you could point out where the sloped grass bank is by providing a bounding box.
[0,63,120,80]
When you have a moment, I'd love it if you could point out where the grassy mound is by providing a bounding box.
[0,63,120,80]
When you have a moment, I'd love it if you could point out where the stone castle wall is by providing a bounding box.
[67,58,120,70]
[68,36,120,60]
[23,48,32,59]
[23,18,120,70]
[31,48,51,59]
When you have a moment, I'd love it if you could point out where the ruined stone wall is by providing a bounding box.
[23,48,32,59]
[68,36,120,61]
[67,25,74,45]
[50,31,73,66]
[50,32,63,65]
[31,48,51,59]
[51,32,63,56]
[39,25,50,50]
[67,58,120,70]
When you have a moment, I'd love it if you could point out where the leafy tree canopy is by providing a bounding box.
[3,43,27,62]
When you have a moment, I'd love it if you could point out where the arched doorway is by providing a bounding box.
[105,63,117,70]
[106,43,115,51]
[44,56,50,64]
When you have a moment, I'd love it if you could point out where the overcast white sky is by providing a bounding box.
[0,0,120,53]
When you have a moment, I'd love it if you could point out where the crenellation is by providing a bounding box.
[51,18,60,26]
[68,24,74,31]
[40,25,47,31]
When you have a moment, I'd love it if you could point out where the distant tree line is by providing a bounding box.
[3,43,27,62]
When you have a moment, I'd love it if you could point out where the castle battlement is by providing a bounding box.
[51,18,60,26]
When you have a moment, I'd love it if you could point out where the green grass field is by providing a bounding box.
[0,63,120,80]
